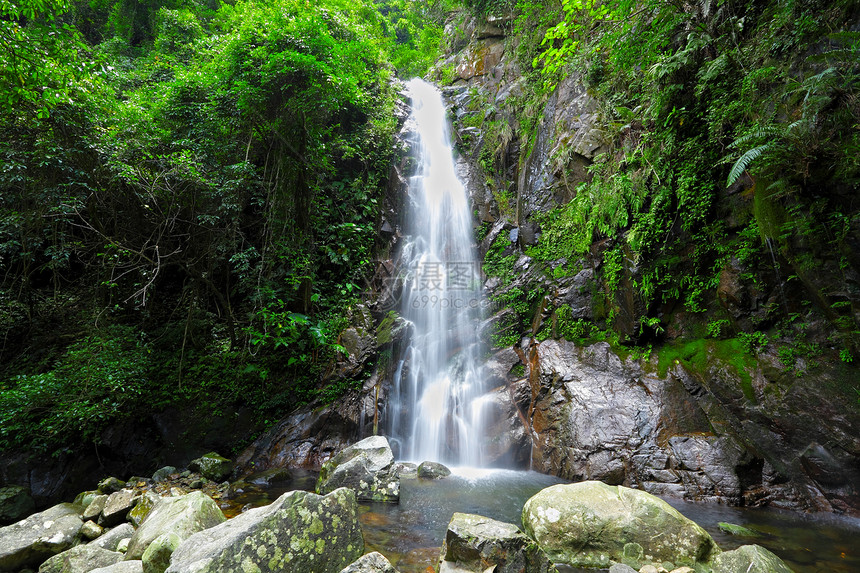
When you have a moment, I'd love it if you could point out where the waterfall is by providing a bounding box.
[387,79,486,466]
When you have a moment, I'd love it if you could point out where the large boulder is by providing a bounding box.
[125,491,225,560]
[0,485,36,524]
[0,503,83,571]
[38,545,122,573]
[188,453,233,482]
[522,481,720,569]
[339,552,398,573]
[711,545,794,573]
[440,513,557,573]
[316,435,400,502]
[165,488,363,573]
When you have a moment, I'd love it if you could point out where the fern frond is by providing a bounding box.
[729,126,783,148]
[726,143,772,187]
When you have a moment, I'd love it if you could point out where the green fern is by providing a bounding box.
[726,143,773,186]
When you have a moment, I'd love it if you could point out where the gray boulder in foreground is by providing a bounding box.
[439,513,557,573]
[166,487,363,573]
[712,545,794,573]
[0,503,83,571]
[522,481,720,569]
[339,552,398,573]
[38,544,122,573]
[316,435,400,502]
[125,491,225,560]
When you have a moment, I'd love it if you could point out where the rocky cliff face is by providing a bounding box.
[429,11,860,515]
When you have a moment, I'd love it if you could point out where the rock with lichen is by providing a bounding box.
[165,488,363,573]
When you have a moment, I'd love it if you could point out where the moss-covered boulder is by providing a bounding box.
[127,492,161,528]
[187,452,233,482]
[125,491,225,560]
[141,533,181,573]
[316,435,400,502]
[165,488,363,573]
[38,545,123,573]
[417,461,451,479]
[711,545,794,573]
[522,481,720,569]
[0,503,83,571]
[440,513,557,573]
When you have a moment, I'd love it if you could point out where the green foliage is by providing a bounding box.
[0,325,148,454]
[0,0,431,458]
[483,233,517,285]
[738,331,769,355]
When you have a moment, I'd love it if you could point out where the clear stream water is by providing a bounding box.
[225,468,860,573]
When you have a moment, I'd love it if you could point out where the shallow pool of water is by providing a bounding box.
[222,467,860,573]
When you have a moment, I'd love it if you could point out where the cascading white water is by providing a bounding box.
[387,78,486,466]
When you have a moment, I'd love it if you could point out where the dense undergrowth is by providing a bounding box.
[0,0,454,457]
[460,0,859,376]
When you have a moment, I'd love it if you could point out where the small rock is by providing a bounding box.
[316,436,400,502]
[97,478,126,495]
[640,566,659,573]
[179,471,191,479]
[128,492,162,528]
[392,462,418,479]
[38,544,123,573]
[90,561,143,573]
[83,494,108,521]
[127,477,150,487]
[116,539,130,554]
[439,512,557,573]
[72,491,99,509]
[188,453,233,482]
[81,520,105,540]
[151,467,177,483]
[141,532,182,573]
[0,485,36,524]
[711,544,793,573]
[669,568,695,573]
[92,523,135,552]
[339,551,398,573]
[718,522,760,537]
[417,461,451,479]
[99,490,137,527]
[609,565,638,573]
[188,480,203,489]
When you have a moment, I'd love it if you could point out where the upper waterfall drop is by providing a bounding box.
[387,78,487,466]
